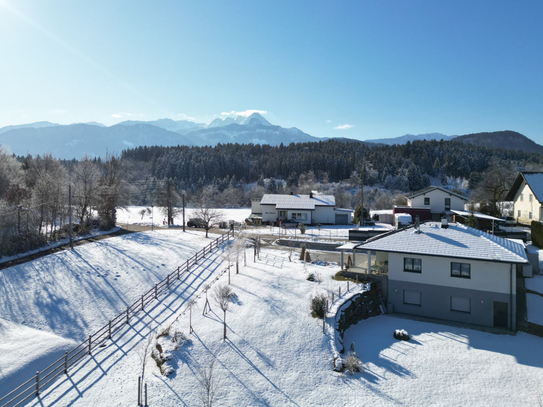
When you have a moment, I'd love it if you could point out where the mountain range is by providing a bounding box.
[0,114,541,160]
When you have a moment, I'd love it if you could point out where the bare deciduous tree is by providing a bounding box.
[212,284,234,340]
[197,354,220,407]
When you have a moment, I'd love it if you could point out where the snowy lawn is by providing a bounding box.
[9,245,543,406]
[526,274,543,295]
[0,230,221,398]
[116,206,251,228]
[526,293,543,325]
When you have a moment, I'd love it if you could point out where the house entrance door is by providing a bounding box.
[493,301,508,329]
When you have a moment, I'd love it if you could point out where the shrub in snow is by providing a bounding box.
[307,272,322,283]
[299,223,307,235]
[307,273,316,282]
[343,342,362,375]
[304,250,311,262]
[393,329,410,341]
[172,330,188,350]
[310,293,327,319]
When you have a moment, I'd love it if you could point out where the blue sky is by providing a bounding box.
[1,0,542,143]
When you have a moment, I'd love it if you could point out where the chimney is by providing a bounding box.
[441,218,448,229]
[290,191,294,195]
[309,191,313,199]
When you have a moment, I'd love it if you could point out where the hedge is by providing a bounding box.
[531,221,543,248]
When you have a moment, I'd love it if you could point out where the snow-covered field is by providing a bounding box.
[0,230,219,398]
[2,233,543,406]
[116,205,393,240]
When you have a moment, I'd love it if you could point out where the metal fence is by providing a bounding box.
[0,231,232,407]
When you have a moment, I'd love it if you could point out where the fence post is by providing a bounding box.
[155,284,158,299]
[186,259,189,271]
[195,252,198,263]
[339,287,341,298]
[138,376,141,406]
[36,371,40,396]
[64,351,68,374]
[88,335,92,355]
[347,282,349,292]
[142,295,144,311]
[145,382,148,406]
[177,266,180,279]
[126,306,130,324]
[108,320,112,339]
[167,274,170,288]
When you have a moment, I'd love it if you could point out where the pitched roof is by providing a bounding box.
[504,172,543,202]
[357,222,528,264]
[260,194,335,210]
[406,186,468,201]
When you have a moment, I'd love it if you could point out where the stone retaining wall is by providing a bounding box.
[336,284,382,353]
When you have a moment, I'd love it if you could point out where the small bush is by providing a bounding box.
[393,329,410,341]
[299,244,306,261]
[310,293,327,319]
[343,352,362,375]
[299,223,307,235]
[307,273,316,281]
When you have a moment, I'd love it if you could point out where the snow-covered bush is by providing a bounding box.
[343,343,362,375]
[393,329,410,341]
[310,293,327,319]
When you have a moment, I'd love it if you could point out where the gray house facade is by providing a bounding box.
[356,222,528,330]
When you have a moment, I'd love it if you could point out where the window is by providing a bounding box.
[529,211,533,220]
[445,198,451,211]
[278,210,287,218]
[521,194,524,201]
[292,213,307,221]
[451,296,471,313]
[451,262,470,278]
[530,194,533,202]
[403,290,421,306]
[518,210,521,218]
[424,197,430,205]
[404,258,422,273]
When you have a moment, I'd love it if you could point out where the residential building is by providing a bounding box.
[406,186,468,221]
[504,172,543,224]
[352,222,528,330]
[251,193,351,225]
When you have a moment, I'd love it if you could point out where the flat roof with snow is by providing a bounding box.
[357,222,528,264]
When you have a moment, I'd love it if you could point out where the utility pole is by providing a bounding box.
[182,194,186,232]
[69,184,73,249]
[151,205,154,232]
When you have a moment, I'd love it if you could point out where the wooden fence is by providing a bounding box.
[0,231,232,407]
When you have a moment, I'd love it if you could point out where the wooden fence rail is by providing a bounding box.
[0,231,231,407]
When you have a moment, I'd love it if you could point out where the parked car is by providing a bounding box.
[500,216,516,226]
[187,218,207,228]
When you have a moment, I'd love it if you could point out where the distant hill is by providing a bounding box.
[454,131,543,156]
[0,121,60,135]
[365,133,457,145]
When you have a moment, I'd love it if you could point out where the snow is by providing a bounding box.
[526,274,543,295]
[526,293,543,325]
[3,232,543,406]
[115,206,251,227]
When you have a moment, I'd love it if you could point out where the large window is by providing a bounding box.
[278,210,287,218]
[451,262,470,278]
[404,258,422,273]
[292,213,307,221]
[424,197,430,206]
[403,290,422,306]
[451,296,471,313]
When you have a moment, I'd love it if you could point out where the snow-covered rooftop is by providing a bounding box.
[523,173,543,202]
[451,210,502,222]
[358,222,528,264]
[260,194,335,210]
[406,186,468,201]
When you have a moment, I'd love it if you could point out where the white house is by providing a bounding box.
[251,193,351,225]
[406,186,468,221]
[355,222,528,330]
[504,172,543,224]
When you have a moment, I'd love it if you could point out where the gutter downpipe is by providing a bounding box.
[510,264,514,331]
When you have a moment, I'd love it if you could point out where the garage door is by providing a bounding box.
[335,214,348,225]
